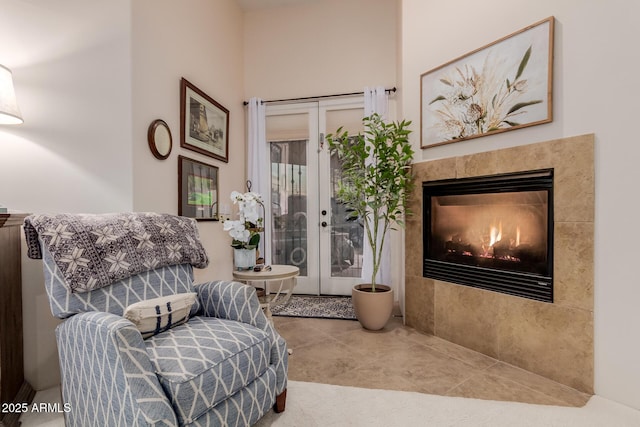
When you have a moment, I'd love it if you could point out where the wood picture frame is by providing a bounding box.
[180,78,229,162]
[178,155,219,221]
[421,16,554,148]
[147,119,172,160]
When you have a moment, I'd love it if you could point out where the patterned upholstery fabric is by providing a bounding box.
[56,312,178,426]
[198,280,288,395]
[146,317,271,425]
[43,248,201,319]
[38,213,288,426]
[186,370,277,427]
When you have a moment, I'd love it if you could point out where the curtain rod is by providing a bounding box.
[242,87,396,106]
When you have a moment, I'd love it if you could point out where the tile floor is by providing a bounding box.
[18,312,593,426]
[272,313,591,407]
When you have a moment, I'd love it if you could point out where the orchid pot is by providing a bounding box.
[223,190,264,270]
[233,248,257,271]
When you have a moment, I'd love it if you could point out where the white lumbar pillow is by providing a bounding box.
[123,292,197,339]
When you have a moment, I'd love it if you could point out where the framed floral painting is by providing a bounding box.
[421,17,554,148]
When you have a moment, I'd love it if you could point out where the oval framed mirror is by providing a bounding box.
[148,119,172,160]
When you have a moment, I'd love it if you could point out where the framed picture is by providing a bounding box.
[178,155,219,221]
[180,77,229,162]
[147,119,172,160]
[421,16,554,148]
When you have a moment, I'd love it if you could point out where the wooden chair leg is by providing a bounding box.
[274,388,287,413]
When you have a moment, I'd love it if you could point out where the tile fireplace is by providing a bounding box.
[423,169,553,302]
[405,134,594,393]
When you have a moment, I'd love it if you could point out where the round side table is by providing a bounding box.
[232,265,299,320]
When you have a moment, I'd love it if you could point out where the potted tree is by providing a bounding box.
[327,113,414,330]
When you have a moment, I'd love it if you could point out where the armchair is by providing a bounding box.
[24,213,287,426]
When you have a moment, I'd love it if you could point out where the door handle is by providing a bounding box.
[321,221,328,227]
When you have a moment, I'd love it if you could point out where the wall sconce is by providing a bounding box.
[0,64,23,125]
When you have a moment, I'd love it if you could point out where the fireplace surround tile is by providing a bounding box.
[405,276,435,334]
[406,134,595,393]
[553,221,594,311]
[404,223,424,278]
[456,150,500,178]
[416,156,457,182]
[496,295,594,393]
[434,281,502,359]
[493,137,595,222]
[494,140,554,174]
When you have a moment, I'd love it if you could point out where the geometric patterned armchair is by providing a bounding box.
[24,212,288,426]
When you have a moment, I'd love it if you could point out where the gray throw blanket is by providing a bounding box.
[24,212,209,293]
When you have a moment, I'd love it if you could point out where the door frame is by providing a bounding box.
[265,98,364,295]
[317,98,365,295]
[265,102,320,294]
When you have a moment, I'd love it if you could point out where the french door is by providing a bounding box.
[266,99,365,295]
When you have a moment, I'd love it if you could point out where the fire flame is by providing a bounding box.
[489,221,503,246]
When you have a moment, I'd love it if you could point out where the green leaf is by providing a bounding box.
[506,100,542,115]
[327,113,414,285]
[429,95,446,105]
[503,120,520,127]
[515,46,532,80]
[248,233,260,247]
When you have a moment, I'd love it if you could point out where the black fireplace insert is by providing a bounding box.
[423,169,553,302]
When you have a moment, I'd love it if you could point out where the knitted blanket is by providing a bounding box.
[24,212,209,293]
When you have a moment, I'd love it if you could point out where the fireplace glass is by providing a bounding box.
[423,170,553,302]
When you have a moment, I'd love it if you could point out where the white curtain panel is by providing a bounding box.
[364,86,388,120]
[362,87,390,287]
[247,97,271,264]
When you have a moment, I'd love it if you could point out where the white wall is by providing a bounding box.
[0,0,132,390]
[401,0,640,410]
[244,0,397,99]
[0,0,133,215]
[0,0,245,390]
[131,0,246,283]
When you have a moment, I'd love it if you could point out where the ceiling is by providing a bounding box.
[237,0,321,10]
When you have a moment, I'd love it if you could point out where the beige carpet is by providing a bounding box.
[21,381,640,426]
[255,381,640,427]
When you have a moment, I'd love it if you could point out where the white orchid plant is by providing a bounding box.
[223,191,264,250]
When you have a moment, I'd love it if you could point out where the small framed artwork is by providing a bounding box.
[178,155,219,221]
[180,77,229,162]
[421,16,554,148]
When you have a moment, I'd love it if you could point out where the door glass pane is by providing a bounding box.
[330,147,363,278]
[327,109,364,278]
[270,140,308,276]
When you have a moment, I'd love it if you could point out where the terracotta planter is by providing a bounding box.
[351,284,393,331]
